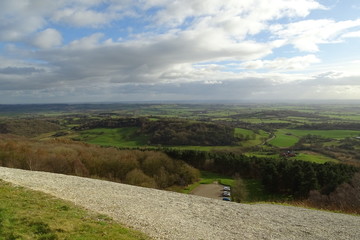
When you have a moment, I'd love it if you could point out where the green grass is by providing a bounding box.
[269,130,299,148]
[234,128,270,147]
[269,128,360,148]
[0,180,149,240]
[181,171,233,194]
[294,152,339,164]
[78,127,148,147]
[239,118,291,124]
[234,128,254,136]
[169,145,243,152]
[184,172,286,202]
[245,152,278,159]
[285,129,360,139]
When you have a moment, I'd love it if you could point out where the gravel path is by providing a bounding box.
[0,167,359,240]
[190,182,224,200]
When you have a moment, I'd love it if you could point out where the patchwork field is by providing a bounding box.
[269,129,360,148]
[268,130,299,148]
[295,151,339,164]
[77,127,148,147]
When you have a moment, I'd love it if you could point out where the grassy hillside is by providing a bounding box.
[77,127,148,147]
[268,128,360,148]
[295,151,339,164]
[0,180,149,240]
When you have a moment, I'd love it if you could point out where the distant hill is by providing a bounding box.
[0,119,61,137]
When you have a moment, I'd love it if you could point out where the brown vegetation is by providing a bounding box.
[0,119,61,137]
[305,173,360,214]
[0,134,199,189]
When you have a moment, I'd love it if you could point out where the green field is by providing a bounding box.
[268,130,299,148]
[78,127,148,147]
[294,152,339,164]
[181,171,234,193]
[269,128,360,148]
[235,128,269,147]
[239,118,291,124]
[185,171,283,202]
[0,180,148,240]
[170,145,220,151]
[234,128,254,136]
[285,129,360,139]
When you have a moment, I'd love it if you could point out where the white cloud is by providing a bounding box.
[0,0,61,41]
[0,15,45,42]
[52,8,116,27]
[149,0,323,26]
[272,19,360,52]
[2,0,360,102]
[0,0,135,42]
[241,55,321,71]
[68,33,104,49]
[32,28,63,49]
[342,31,360,38]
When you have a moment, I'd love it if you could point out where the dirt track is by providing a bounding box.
[1,167,359,240]
[190,182,224,199]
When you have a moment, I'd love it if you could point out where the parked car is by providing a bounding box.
[222,191,231,197]
[222,197,231,201]
[223,186,231,191]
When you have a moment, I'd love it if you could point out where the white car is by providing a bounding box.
[223,191,231,197]
[223,186,231,191]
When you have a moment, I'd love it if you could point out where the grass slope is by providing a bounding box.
[294,151,339,164]
[269,128,360,148]
[269,130,299,148]
[286,129,360,139]
[0,180,149,240]
[78,127,148,147]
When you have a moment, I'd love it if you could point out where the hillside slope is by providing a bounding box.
[0,167,359,240]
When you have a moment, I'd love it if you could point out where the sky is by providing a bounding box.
[1,0,360,104]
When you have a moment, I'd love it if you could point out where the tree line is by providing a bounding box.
[164,149,359,200]
[0,135,199,189]
[294,122,360,130]
[141,119,236,146]
[73,117,238,146]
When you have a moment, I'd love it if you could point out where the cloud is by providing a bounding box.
[68,33,104,49]
[271,19,360,52]
[342,30,360,39]
[0,0,134,42]
[32,28,63,49]
[0,66,44,75]
[51,8,117,27]
[241,55,321,71]
[1,0,360,103]
[23,28,274,89]
[2,71,360,103]
[0,0,58,41]
[149,0,323,27]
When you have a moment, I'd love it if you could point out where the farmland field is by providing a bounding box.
[268,130,299,148]
[294,151,339,164]
[284,129,360,139]
[268,128,360,148]
[78,127,148,147]
[235,128,269,147]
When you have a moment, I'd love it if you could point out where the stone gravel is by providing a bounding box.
[0,166,359,240]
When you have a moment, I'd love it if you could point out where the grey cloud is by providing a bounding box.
[307,72,360,86]
[1,73,359,104]
[0,67,44,75]
[29,33,272,87]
